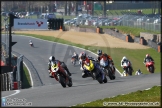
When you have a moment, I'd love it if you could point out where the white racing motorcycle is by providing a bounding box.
[122,61,132,76]
[100,58,115,80]
[29,42,34,47]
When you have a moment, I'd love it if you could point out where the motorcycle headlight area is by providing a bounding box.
[100,60,108,67]
[52,67,59,72]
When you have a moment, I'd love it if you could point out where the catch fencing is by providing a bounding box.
[1,41,24,91]
[121,14,161,33]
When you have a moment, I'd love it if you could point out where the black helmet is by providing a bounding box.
[97,50,102,56]
[52,56,55,61]
[49,56,55,61]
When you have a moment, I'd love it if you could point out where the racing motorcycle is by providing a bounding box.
[50,61,72,88]
[122,61,132,76]
[82,59,107,84]
[145,59,155,73]
[100,58,115,80]
[29,42,34,47]
[71,57,77,66]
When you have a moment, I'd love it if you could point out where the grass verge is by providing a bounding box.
[22,64,31,89]
[73,86,161,107]
[14,33,160,75]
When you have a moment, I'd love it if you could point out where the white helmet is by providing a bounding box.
[122,56,127,60]
[49,56,52,61]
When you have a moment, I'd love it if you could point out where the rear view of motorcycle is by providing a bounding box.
[29,42,34,47]
[100,58,115,80]
[71,57,76,66]
[50,61,73,88]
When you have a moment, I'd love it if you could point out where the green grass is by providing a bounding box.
[22,64,31,89]
[74,86,161,107]
[14,33,161,75]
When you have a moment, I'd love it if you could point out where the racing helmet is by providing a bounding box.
[122,56,127,61]
[97,50,102,56]
[146,54,150,58]
[49,56,55,61]
[80,52,86,60]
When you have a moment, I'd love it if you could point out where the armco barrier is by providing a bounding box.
[64,25,161,52]
[86,28,96,33]
[134,37,140,43]
[104,29,126,41]
[1,72,14,91]
[147,39,158,51]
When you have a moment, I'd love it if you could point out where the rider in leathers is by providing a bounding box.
[121,56,134,72]
[97,50,116,74]
[48,56,71,78]
[143,54,154,72]
[80,52,105,80]
[71,52,78,60]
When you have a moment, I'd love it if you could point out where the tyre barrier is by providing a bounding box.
[1,72,17,91]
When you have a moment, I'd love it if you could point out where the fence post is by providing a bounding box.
[6,73,9,91]
[158,45,161,53]
[16,55,24,89]
[4,73,7,91]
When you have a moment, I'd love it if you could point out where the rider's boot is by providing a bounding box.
[64,67,71,76]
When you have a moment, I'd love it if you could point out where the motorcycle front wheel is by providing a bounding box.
[58,75,66,88]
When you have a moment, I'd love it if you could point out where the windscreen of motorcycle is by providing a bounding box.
[51,62,59,72]
[123,62,128,67]
[84,60,94,72]
[100,58,108,67]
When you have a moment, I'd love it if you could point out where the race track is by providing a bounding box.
[1,35,160,106]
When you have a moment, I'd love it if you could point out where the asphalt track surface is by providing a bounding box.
[1,35,161,107]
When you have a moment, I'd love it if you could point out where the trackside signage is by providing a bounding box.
[14,19,47,29]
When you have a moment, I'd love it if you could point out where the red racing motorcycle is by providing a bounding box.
[145,60,155,73]
[50,61,73,88]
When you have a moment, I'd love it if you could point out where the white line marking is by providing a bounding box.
[2,90,20,98]
[23,62,34,87]
[14,35,122,76]
[145,88,151,90]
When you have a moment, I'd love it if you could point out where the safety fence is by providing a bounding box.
[1,42,24,91]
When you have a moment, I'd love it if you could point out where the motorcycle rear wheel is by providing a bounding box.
[67,77,73,87]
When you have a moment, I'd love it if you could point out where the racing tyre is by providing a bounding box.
[112,75,116,80]
[127,67,132,76]
[108,68,113,80]
[67,77,73,87]
[149,66,154,73]
[103,77,107,83]
[59,76,66,88]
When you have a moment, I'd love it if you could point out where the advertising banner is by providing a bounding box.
[14,19,47,29]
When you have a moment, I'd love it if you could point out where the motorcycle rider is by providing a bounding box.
[143,54,154,72]
[80,52,105,80]
[121,56,134,72]
[79,52,85,65]
[29,40,33,44]
[97,50,115,73]
[135,69,143,75]
[48,56,71,77]
[71,52,78,60]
